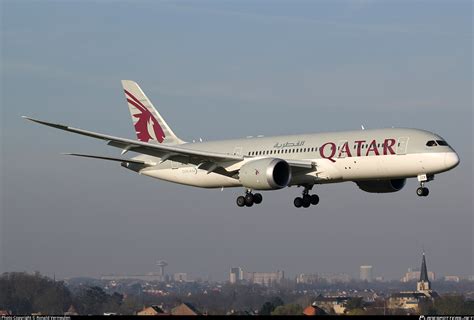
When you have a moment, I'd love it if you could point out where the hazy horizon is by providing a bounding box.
[1,1,472,282]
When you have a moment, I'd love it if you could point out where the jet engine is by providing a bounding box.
[239,158,291,190]
[355,178,406,193]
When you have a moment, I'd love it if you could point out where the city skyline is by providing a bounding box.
[54,250,472,282]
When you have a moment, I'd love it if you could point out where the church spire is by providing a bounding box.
[417,251,431,293]
[419,252,429,282]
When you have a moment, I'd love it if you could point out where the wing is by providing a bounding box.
[23,116,243,163]
[62,153,154,165]
[23,116,316,176]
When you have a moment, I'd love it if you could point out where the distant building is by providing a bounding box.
[443,275,460,282]
[230,267,284,286]
[229,267,244,284]
[101,273,164,282]
[296,273,320,284]
[137,305,168,316]
[171,303,201,316]
[244,270,284,286]
[389,252,438,312]
[312,294,351,314]
[297,273,351,284]
[319,273,351,283]
[157,260,168,279]
[302,302,327,316]
[360,265,373,282]
[401,268,435,282]
[173,273,188,282]
[101,259,169,282]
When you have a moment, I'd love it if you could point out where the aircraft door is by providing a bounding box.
[396,137,409,155]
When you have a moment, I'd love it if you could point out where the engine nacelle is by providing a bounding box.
[355,178,406,193]
[239,158,291,190]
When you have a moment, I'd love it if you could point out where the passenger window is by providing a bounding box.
[436,140,448,146]
[426,140,437,147]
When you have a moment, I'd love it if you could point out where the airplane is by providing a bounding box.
[23,80,460,208]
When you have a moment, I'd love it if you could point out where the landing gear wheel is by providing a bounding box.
[245,193,254,207]
[294,197,303,208]
[253,193,263,204]
[422,187,429,197]
[310,194,320,205]
[302,196,311,208]
[417,187,429,197]
[236,196,246,207]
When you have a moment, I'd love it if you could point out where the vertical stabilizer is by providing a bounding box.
[121,80,184,145]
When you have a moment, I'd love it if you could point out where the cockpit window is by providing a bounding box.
[436,140,449,146]
[426,140,437,147]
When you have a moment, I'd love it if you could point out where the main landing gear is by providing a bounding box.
[294,185,319,208]
[416,174,432,197]
[236,190,263,207]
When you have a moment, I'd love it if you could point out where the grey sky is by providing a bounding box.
[1,0,472,281]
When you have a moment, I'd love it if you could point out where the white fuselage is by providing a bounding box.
[132,128,459,189]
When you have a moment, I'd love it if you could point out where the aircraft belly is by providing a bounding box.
[337,156,384,180]
[377,152,447,177]
[331,154,436,180]
[140,167,241,188]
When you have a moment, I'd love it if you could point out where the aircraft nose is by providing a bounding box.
[444,152,460,170]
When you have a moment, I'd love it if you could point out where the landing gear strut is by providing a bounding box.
[294,185,319,208]
[236,190,263,207]
[416,174,432,197]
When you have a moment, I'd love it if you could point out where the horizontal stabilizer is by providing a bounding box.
[62,153,153,165]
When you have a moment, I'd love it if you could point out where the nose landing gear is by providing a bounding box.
[294,185,319,208]
[236,190,263,207]
[416,186,429,197]
[416,174,433,197]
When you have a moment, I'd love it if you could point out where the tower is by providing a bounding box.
[416,252,431,293]
[157,260,168,281]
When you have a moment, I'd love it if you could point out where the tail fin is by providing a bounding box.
[121,80,184,145]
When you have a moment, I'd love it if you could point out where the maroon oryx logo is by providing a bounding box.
[124,89,165,143]
[255,169,260,175]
